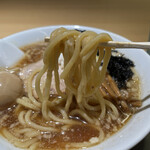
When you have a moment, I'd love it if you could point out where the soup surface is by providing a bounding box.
[0,42,141,150]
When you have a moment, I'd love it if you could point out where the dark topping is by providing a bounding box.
[107,55,135,89]
[75,29,86,33]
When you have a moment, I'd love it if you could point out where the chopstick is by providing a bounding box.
[147,31,150,54]
[100,41,150,49]
[45,37,150,49]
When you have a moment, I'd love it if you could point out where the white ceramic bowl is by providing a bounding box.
[0,25,150,150]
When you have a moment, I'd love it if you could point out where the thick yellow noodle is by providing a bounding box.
[3,27,120,150]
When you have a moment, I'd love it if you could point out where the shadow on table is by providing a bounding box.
[131,133,150,150]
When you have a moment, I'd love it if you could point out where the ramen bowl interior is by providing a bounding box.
[0,25,150,150]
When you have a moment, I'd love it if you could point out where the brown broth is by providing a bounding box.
[0,42,141,149]
[0,103,131,149]
[16,42,48,68]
